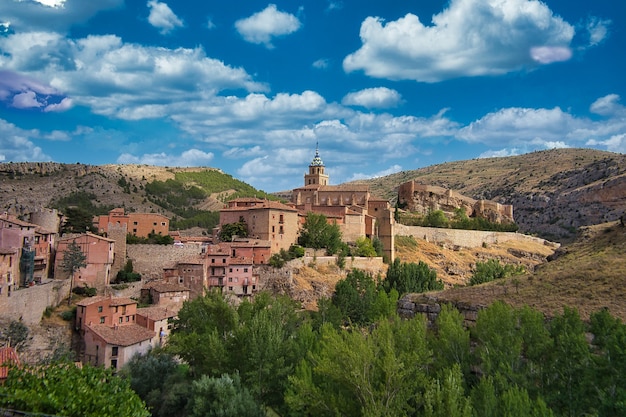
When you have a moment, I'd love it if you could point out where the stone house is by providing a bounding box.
[136,306,177,347]
[141,281,190,308]
[163,259,206,299]
[219,199,299,254]
[0,249,18,299]
[93,208,169,238]
[0,213,54,286]
[55,233,115,292]
[76,296,155,370]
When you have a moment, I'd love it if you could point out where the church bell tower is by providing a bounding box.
[304,143,329,186]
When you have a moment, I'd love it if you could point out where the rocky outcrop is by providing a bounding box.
[398,182,514,224]
[397,293,485,327]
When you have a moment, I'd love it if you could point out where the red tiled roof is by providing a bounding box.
[143,281,189,293]
[137,306,178,322]
[88,324,155,346]
[0,347,20,379]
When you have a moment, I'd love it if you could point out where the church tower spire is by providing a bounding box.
[304,142,329,186]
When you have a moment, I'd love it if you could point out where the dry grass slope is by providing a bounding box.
[432,220,626,321]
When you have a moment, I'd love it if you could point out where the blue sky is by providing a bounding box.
[0,0,624,192]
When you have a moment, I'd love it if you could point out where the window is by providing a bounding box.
[111,359,117,369]
[279,226,284,234]
[112,346,119,356]
[97,306,103,313]
[100,317,105,324]
[222,259,226,263]
[161,222,166,226]
[153,222,157,226]
[119,317,123,324]
[272,226,275,233]
[211,258,215,263]
[229,268,232,273]
[125,316,130,322]
[228,277,233,283]
[244,268,248,273]
[133,221,138,225]
[133,229,137,233]
[228,286,233,291]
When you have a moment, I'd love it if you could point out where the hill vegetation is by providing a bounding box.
[350,148,626,241]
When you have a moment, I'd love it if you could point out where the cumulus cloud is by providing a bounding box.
[147,1,184,35]
[235,4,301,48]
[0,70,71,112]
[587,134,626,153]
[342,87,403,109]
[0,33,267,119]
[0,0,122,32]
[458,107,585,145]
[590,94,625,117]
[0,119,52,162]
[117,149,214,166]
[343,0,576,82]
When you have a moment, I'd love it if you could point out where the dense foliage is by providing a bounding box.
[174,171,277,201]
[469,259,525,286]
[385,258,444,295]
[115,259,141,283]
[219,220,249,242]
[268,245,305,268]
[0,361,149,417]
[127,285,626,417]
[297,212,342,255]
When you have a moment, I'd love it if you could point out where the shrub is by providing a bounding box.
[60,307,76,321]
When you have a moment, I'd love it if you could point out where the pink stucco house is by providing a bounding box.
[55,233,114,292]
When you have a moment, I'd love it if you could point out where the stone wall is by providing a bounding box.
[395,224,558,249]
[126,244,204,280]
[0,279,71,325]
[397,293,485,327]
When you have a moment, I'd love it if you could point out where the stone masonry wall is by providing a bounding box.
[397,293,485,327]
[395,224,558,249]
[0,279,71,325]
[127,244,204,280]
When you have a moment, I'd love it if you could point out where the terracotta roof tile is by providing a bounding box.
[137,306,178,321]
[143,281,189,293]
[0,347,20,379]
[88,324,155,346]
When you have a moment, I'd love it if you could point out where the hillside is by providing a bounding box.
[424,220,626,321]
[0,162,276,228]
[349,148,626,242]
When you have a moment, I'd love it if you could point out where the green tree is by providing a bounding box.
[423,210,449,228]
[355,236,377,257]
[60,240,87,305]
[166,290,239,376]
[0,320,31,351]
[332,269,379,325]
[0,361,149,417]
[384,258,443,295]
[286,316,432,417]
[60,206,98,234]
[298,212,342,255]
[121,349,192,417]
[430,304,471,375]
[589,308,626,415]
[219,220,248,241]
[188,373,265,417]
[423,364,472,417]
[469,259,525,286]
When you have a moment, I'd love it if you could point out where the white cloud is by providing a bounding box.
[12,91,42,108]
[343,0,576,82]
[223,146,264,159]
[458,107,585,145]
[0,0,122,32]
[342,87,403,109]
[147,1,184,35]
[586,17,610,46]
[33,0,66,8]
[347,164,402,182]
[312,58,330,70]
[117,149,214,166]
[590,94,625,117]
[530,46,572,64]
[0,119,52,162]
[587,134,626,153]
[235,4,301,48]
[44,97,73,112]
[478,148,521,158]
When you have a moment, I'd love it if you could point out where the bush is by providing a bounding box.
[60,307,76,321]
[72,286,97,297]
